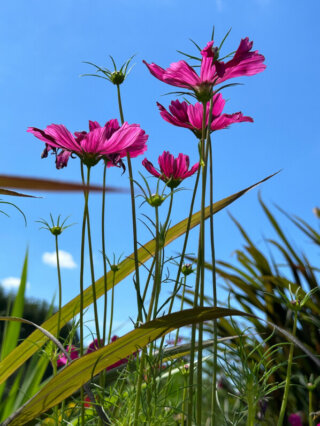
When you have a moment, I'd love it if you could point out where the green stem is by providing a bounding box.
[135,204,162,424]
[168,167,200,316]
[162,188,174,233]
[116,83,143,323]
[158,166,200,400]
[246,389,256,426]
[102,164,108,345]
[116,84,125,124]
[81,165,101,344]
[188,102,208,426]
[175,276,187,344]
[277,308,298,426]
[309,388,313,426]
[79,161,87,425]
[148,206,160,321]
[181,374,188,426]
[152,205,163,319]
[54,235,64,423]
[133,350,145,426]
[116,81,144,426]
[107,273,116,344]
[55,235,62,340]
[142,256,156,303]
[208,138,218,425]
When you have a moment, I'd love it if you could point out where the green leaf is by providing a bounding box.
[0,175,127,194]
[3,307,246,425]
[0,172,278,386]
[0,368,23,421]
[0,252,28,401]
[0,188,37,198]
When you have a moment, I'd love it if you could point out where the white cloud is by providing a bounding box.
[42,250,77,269]
[1,277,30,290]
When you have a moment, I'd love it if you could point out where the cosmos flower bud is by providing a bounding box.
[181,263,194,276]
[147,193,165,207]
[110,264,120,273]
[110,70,125,85]
[50,226,63,236]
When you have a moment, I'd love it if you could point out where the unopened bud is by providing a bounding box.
[110,264,120,273]
[110,71,125,85]
[147,194,165,207]
[50,226,62,236]
[181,263,194,276]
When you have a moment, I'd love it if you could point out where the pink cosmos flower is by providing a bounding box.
[157,92,253,138]
[57,336,133,371]
[142,151,199,189]
[57,345,79,368]
[288,413,303,426]
[143,38,265,102]
[27,119,148,168]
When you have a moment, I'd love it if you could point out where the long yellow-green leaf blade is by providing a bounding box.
[3,307,245,425]
[0,172,278,386]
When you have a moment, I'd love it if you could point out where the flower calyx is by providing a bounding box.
[110,71,125,85]
[147,193,166,208]
[110,264,120,273]
[104,253,123,274]
[37,214,74,237]
[181,263,194,276]
[82,55,135,87]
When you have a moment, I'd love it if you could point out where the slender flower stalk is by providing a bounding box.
[101,164,108,346]
[188,102,208,426]
[115,79,143,426]
[175,273,188,344]
[55,235,62,339]
[116,82,144,323]
[308,387,313,426]
[142,256,156,303]
[208,137,218,425]
[107,275,116,345]
[165,166,201,317]
[203,94,219,425]
[277,306,299,426]
[37,214,72,339]
[181,369,189,426]
[151,205,161,320]
[79,162,87,425]
[80,164,101,344]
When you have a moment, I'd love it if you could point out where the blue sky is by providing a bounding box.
[0,0,319,340]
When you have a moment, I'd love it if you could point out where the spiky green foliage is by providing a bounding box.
[190,198,320,416]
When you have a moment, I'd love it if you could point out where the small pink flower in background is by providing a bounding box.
[27,119,148,168]
[157,92,253,138]
[166,336,183,345]
[57,336,133,371]
[288,413,303,426]
[143,37,265,101]
[86,338,103,354]
[142,151,199,189]
[56,345,79,368]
